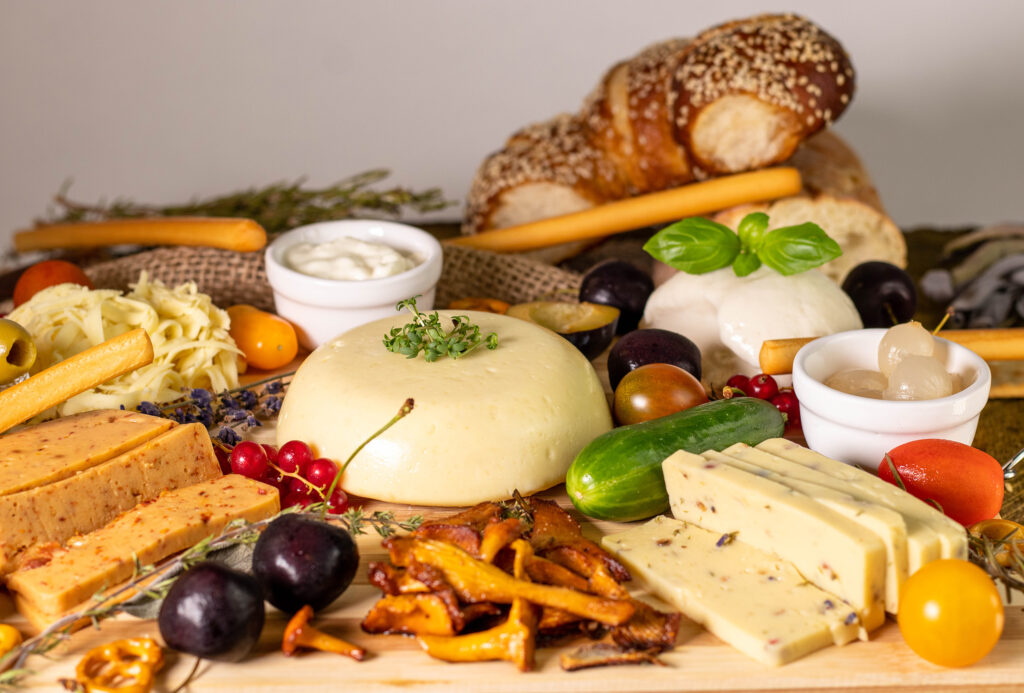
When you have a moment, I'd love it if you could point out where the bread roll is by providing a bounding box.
[464,14,855,236]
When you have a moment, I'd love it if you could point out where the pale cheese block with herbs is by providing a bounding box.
[663,449,887,633]
[707,447,908,613]
[602,516,860,666]
[6,474,279,621]
[277,310,613,506]
[0,409,173,496]
[0,422,221,574]
[756,438,968,565]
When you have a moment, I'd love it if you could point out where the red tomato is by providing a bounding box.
[613,363,708,426]
[897,559,1004,667]
[878,439,1003,526]
[13,260,93,306]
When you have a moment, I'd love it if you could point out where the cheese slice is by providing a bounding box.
[6,474,279,620]
[708,446,908,613]
[602,516,860,666]
[756,438,968,565]
[0,422,221,574]
[0,410,173,496]
[663,449,887,633]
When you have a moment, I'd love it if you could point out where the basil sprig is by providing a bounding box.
[643,213,842,277]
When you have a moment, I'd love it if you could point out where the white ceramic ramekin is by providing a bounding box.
[265,220,443,350]
[792,328,991,471]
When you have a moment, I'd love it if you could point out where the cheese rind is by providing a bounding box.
[0,410,173,496]
[6,474,279,619]
[0,422,221,574]
[709,446,908,613]
[277,311,613,506]
[756,438,967,565]
[663,449,887,633]
[602,516,860,666]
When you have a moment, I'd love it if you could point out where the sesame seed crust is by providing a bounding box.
[464,13,855,233]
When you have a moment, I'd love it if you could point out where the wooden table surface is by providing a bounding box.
[3,476,1023,692]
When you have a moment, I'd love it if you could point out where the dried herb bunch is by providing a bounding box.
[40,170,454,236]
[135,371,293,447]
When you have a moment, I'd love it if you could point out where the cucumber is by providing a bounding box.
[566,397,785,522]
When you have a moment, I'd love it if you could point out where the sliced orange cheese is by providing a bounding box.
[0,422,221,574]
[6,474,279,623]
[0,410,173,496]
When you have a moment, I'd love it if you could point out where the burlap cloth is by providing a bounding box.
[80,229,1023,523]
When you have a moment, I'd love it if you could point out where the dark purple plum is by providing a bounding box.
[841,261,917,328]
[607,329,701,390]
[158,562,265,662]
[579,260,654,334]
[252,514,359,615]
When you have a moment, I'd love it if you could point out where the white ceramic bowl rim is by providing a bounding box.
[265,220,443,309]
[792,328,992,433]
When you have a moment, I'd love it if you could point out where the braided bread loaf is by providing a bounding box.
[464,13,855,234]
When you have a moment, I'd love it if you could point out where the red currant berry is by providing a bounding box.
[214,446,232,475]
[282,488,316,510]
[326,487,350,515]
[770,390,801,427]
[278,440,314,475]
[747,374,779,400]
[260,467,286,493]
[305,458,339,490]
[261,444,279,465]
[725,374,749,394]
[230,441,269,479]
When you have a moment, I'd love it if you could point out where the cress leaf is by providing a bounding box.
[643,217,740,274]
[736,212,770,252]
[732,251,762,277]
[757,223,842,276]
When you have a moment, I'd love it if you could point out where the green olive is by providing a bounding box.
[0,318,37,385]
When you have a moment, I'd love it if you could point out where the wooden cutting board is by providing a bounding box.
[4,477,1022,692]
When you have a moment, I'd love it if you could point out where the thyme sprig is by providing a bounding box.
[38,170,453,236]
[968,527,1024,601]
[0,507,421,688]
[383,296,498,362]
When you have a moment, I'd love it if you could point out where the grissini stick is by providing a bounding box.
[759,329,1024,375]
[449,168,802,253]
[14,217,267,253]
[0,328,154,435]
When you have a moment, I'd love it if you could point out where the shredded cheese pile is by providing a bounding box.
[7,272,241,416]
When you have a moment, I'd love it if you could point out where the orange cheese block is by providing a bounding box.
[0,410,173,496]
[0,422,221,574]
[6,474,280,623]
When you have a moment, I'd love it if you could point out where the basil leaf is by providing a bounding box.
[732,251,762,277]
[643,217,740,274]
[737,212,769,251]
[758,223,842,276]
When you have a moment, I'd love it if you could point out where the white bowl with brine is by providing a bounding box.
[792,329,991,471]
[265,220,443,350]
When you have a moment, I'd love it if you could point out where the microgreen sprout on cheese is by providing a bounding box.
[643,212,842,277]
[383,295,498,362]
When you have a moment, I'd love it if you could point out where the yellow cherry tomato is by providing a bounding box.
[0,623,23,657]
[970,518,1024,567]
[227,305,298,371]
[897,558,1004,667]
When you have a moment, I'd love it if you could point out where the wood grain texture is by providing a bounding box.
[3,486,1023,691]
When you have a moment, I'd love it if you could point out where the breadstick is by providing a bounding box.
[0,328,154,434]
[449,168,802,253]
[14,217,267,253]
[759,328,1024,375]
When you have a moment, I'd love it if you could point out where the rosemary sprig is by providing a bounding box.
[0,506,421,688]
[39,171,454,236]
[383,296,498,362]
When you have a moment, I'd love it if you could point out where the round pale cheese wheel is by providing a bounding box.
[276,310,612,506]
